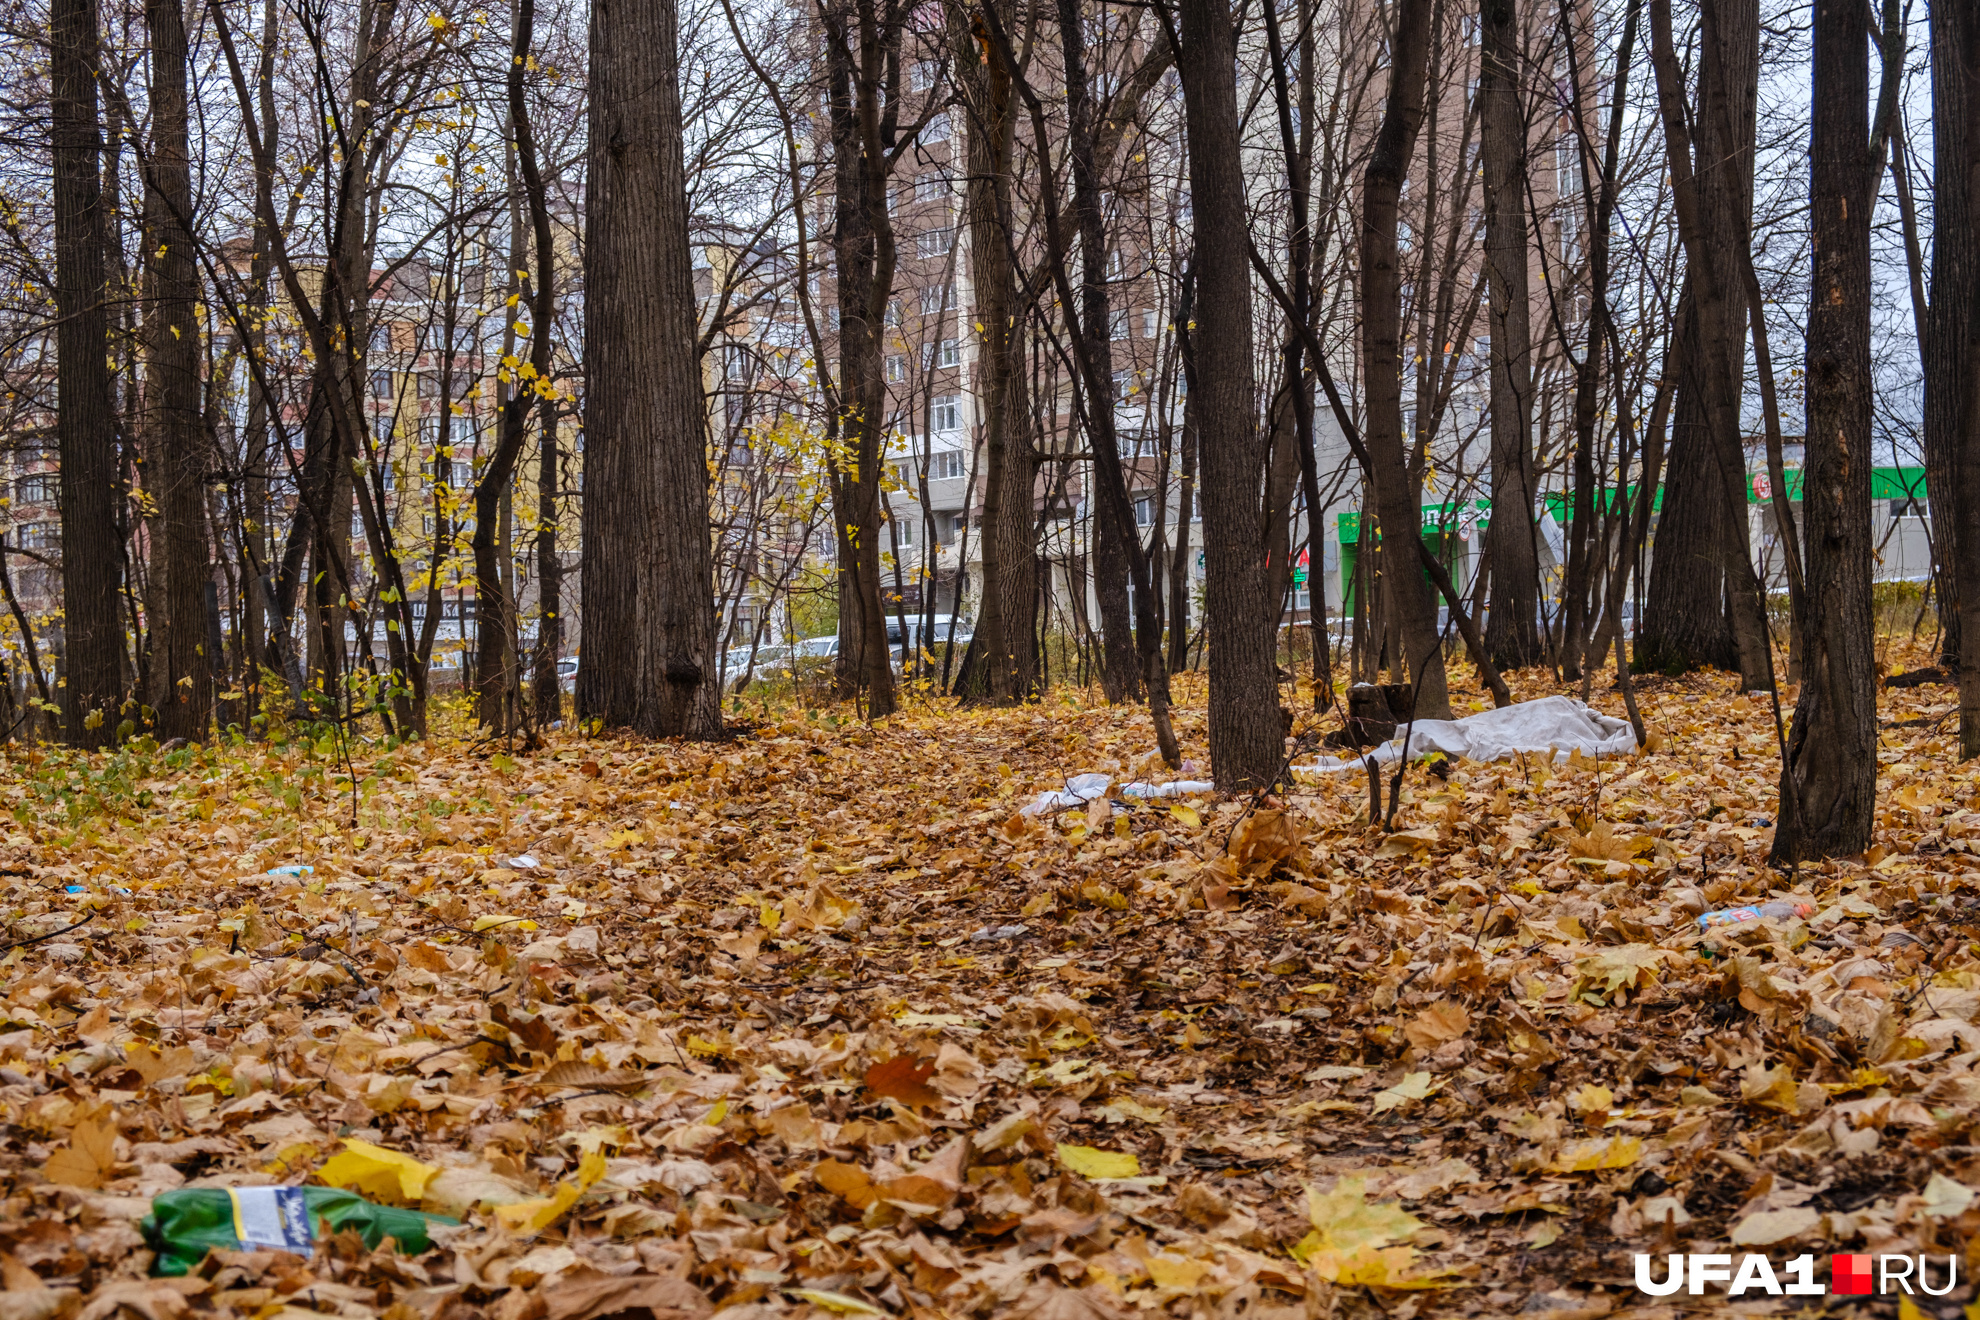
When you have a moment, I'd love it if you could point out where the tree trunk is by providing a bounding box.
[1930,0,1980,746]
[1479,0,1544,672]
[142,0,212,741]
[581,0,723,737]
[532,405,563,722]
[475,0,558,734]
[818,0,899,719]
[951,0,1039,705]
[1357,0,1450,720]
[1646,0,1772,691]
[52,0,122,747]
[1637,289,1741,673]
[1932,0,1980,755]
[1773,0,1877,861]
[1179,0,1283,787]
[1168,270,1199,675]
[1046,0,1176,755]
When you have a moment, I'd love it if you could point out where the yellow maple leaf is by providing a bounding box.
[316,1138,440,1204]
[1292,1176,1452,1288]
[1546,1136,1643,1172]
[492,1147,606,1233]
[1056,1144,1141,1180]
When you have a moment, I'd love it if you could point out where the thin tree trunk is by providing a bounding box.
[817,0,901,719]
[950,0,1039,704]
[142,0,212,741]
[1168,270,1198,675]
[474,0,557,734]
[1357,0,1450,719]
[1480,0,1544,672]
[531,405,562,722]
[1773,0,1877,861]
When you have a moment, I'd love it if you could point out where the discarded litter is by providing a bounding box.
[971,924,1030,941]
[1296,695,1636,773]
[63,884,131,895]
[1022,773,1215,816]
[266,865,314,878]
[141,1186,453,1276]
[503,854,541,870]
[1697,901,1815,931]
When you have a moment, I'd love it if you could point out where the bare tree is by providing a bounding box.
[1357,0,1450,720]
[1176,0,1282,786]
[1775,0,1879,860]
[1478,0,1542,672]
[52,0,123,745]
[1928,0,1980,755]
[579,0,724,738]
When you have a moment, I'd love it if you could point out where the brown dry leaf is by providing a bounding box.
[863,1055,941,1109]
[1400,1000,1469,1051]
[541,1275,710,1320]
[43,1119,116,1191]
[814,1160,879,1209]
[538,1060,645,1090]
[1231,810,1300,871]
[1562,820,1652,862]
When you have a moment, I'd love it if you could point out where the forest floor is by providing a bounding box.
[0,643,1976,1320]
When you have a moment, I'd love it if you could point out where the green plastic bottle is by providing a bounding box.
[140,1186,454,1276]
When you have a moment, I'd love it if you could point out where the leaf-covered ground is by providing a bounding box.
[2,654,1977,1319]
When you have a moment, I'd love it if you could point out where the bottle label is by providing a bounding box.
[228,1187,314,1253]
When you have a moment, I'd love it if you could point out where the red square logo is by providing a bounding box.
[1832,1254,1873,1295]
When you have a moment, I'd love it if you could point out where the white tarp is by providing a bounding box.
[1022,772,1217,816]
[1294,695,1636,774]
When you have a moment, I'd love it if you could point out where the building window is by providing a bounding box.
[17,521,59,551]
[1109,309,1130,341]
[931,395,963,434]
[1143,310,1159,339]
[886,354,907,382]
[916,171,950,202]
[910,59,938,92]
[920,284,950,315]
[370,323,394,354]
[938,338,960,368]
[371,370,395,398]
[1892,496,1928,520]
[921,112,950,143]
[826,306,841,332]
[929,449,966,479]
[916,227,953,258]
[1134,495,1153,527]
[892,515,915,545]
[16,474,57,505]
[418,372,440,398]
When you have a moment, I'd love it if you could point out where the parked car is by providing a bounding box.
[723,643,791,689]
